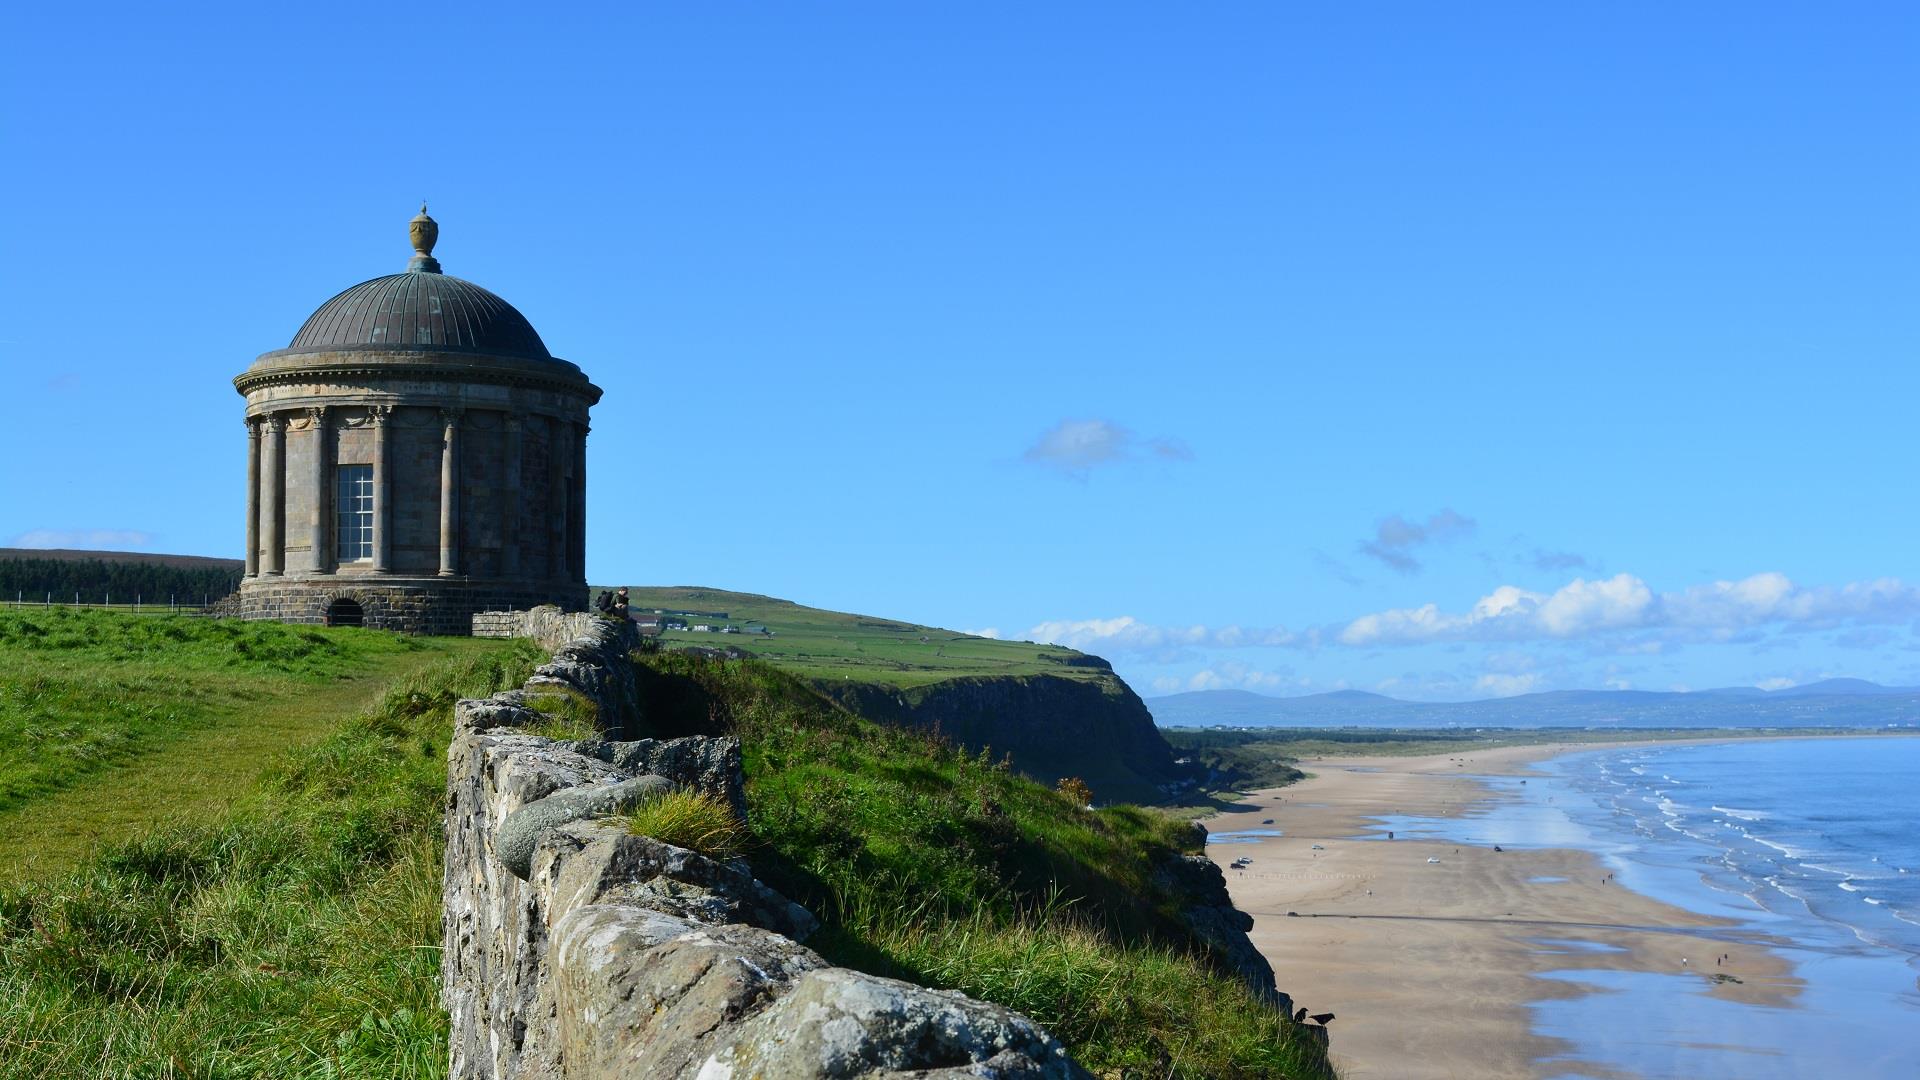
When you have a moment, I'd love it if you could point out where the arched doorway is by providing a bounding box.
[326,597,365,627]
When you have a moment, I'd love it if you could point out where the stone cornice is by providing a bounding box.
[235,348,601,404]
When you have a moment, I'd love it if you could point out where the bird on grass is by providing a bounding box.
[1294,1007,1308,1022]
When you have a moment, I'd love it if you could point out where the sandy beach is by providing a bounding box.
[1209,745,1804,1080]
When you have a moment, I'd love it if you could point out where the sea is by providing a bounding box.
[1365,736,1920,1079]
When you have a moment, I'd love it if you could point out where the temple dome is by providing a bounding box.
[287,272,552,359]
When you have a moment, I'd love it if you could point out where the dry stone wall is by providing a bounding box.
[444,611,1089,1079]
[470,607,601,649]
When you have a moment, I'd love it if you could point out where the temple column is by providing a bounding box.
[439,407,462,577]
[244,418,261,578]
[370,405,392,573]
[573,422,588,582]
[261,414,285,576]
[548,416,569,578]
[501,412,523,576]
[307,406,331,573]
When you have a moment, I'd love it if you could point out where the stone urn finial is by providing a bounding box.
[408,203,441,273]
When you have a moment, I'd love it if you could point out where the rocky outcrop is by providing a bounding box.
[444,615,1089,1079]
[1154,850,1284,1005]
[823,672,1185,803]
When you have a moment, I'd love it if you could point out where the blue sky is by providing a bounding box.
[3,3,1916,700]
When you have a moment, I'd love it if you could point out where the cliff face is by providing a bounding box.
[822,670,1183,803]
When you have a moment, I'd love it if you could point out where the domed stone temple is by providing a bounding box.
[231,208,600,632]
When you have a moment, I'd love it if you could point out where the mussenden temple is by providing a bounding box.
[230,207,599,633]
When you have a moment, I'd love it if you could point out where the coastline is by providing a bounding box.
[1208,744,1803,1080]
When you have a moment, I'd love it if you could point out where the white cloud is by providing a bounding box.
[1025,615,1302,655]
[1475,672,1541,697]
[1022,419,1192,475]
[1756,677,1796,691]
[9,528,156,550]
[961,627,1002,640]
[1181,661,1303,693]
[1339,572,1920,647]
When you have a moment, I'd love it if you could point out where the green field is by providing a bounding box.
[619,586,1102,688]
[0,612,541,1078]
[0,607,516,879]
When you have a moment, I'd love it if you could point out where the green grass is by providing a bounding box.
[0,639,543,1079]
[624,790,746,859]
[0,608,512,879]
[0,609,1327,1077]
[639,651,1334,1080]
[618,585,1104,688]
[520,686,601,740]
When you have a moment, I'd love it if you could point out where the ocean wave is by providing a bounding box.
[1800,862,1853,878]
[1748,834,1810,858]
[1711,804,1768,822]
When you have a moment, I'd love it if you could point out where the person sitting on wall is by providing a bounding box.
[594,589,616,616]
[613,587,631,621]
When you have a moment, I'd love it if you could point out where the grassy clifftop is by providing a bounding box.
[0,610,1328,1079]
[622,587,1185,803]
[0,617,542,1077]
[620,586,1104,688]
[0,608,511,878]
[639,651,1334,1079]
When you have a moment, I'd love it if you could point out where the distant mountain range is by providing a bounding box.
[1145,680,1920,729]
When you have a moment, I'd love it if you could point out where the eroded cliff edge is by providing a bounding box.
[822,666,1186,804]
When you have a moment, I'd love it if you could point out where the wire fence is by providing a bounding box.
[4,591,223,613]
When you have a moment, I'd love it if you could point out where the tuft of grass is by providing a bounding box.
[521,687,600,740]
[837,896,1332,1080]
[0,638,543,1079]
[623,790,747,859]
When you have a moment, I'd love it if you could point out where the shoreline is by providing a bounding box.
[1208,743,1803,1080]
